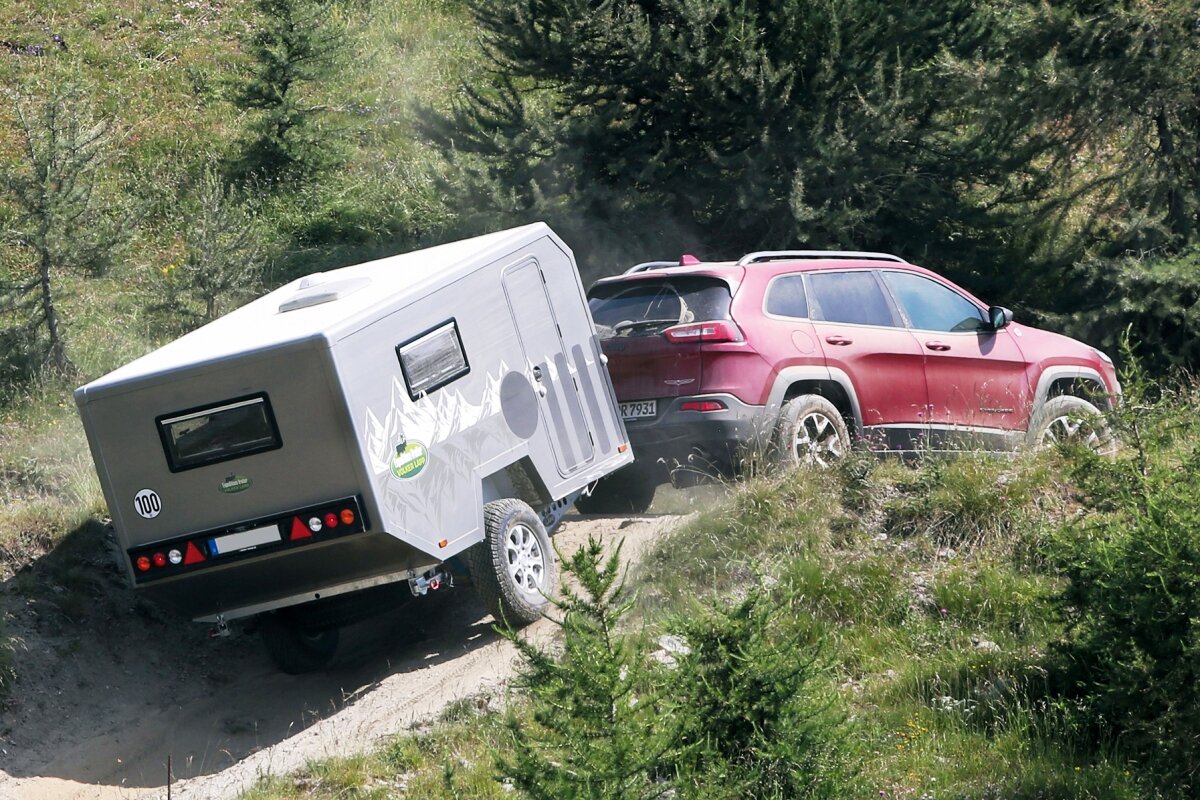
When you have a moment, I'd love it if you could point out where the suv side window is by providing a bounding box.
[882,271,987,332]
[764,274,809,318]
[807,271,900,327]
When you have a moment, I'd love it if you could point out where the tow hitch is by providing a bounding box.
[409,568,453,597]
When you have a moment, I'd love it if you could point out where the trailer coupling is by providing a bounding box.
[409,568,453,597]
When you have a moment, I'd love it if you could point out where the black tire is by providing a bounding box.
[1027,395,1114,453]
[772,394,850,469]
[261,616,340,674]
[463,499,556,626]
[574,463,657,514]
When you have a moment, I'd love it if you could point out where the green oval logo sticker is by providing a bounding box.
[219,475,252,494]
[391,441,429,480]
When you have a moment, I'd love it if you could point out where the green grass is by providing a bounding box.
[238,701,512,799]
[218,444,1162,799]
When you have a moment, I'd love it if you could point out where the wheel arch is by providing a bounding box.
[766,366,863,437]
[1033,367,1114,412]
[481,456,552,509]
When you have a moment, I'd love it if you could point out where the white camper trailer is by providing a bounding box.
[75,223,633,672]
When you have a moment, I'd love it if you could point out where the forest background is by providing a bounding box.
[1,0,1199,387]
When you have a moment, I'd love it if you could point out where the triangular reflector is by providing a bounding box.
[184,541,207,565]
[290,517,312,540]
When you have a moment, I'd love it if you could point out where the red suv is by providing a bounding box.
[579,250,1121,512]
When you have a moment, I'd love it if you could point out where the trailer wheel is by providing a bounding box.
[261,615,340,674]
[464,499,556,626]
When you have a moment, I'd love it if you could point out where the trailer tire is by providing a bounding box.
[464,499,556,627]
[261,616,340,674]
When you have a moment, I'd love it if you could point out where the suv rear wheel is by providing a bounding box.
[773,394,850,469]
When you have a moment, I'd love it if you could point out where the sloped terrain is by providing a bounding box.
[0,512,676,800]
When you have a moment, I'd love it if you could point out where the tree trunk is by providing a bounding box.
[39,249,72,375]
[1155,108,1191,242]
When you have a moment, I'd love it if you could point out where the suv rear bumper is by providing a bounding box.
[622,393,767,481]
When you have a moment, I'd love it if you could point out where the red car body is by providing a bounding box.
[587,250,1120,492]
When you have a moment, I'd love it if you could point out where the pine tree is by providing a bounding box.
[231,0,347,182]
[429,0,1048,286]
[177,169,271,322]
[0,80,128,377]
[497,536,678,800]
[668,589,847,800]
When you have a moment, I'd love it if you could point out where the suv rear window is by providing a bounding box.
[588,277,732,339]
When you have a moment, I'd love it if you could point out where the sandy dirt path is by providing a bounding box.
[0,512,676,800]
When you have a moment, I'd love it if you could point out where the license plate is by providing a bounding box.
[620,400,657,420]
[209,524,282,556]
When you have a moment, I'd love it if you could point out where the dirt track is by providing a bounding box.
[0,512,677,800]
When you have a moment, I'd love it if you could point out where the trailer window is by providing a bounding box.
[157,394,282,472]
[397,319,470,400]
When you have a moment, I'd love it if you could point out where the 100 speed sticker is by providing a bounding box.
[133,489,162,519]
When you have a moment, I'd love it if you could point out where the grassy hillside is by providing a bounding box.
[0,0,479,699]
[0,0,476,556]
[234,375,1200,798]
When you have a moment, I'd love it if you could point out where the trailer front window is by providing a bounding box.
[397,320,470,400]
[158,394,282,472]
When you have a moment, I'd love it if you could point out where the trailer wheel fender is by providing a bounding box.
[464,498,556,626]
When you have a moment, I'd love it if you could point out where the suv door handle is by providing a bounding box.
[925,341,951,352]
[825,335,853,346]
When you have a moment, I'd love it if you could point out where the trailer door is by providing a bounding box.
[503,259,596,475]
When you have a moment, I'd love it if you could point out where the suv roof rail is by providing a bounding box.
[738,250,908,265]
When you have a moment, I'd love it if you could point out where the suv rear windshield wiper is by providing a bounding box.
[613,319,680,334]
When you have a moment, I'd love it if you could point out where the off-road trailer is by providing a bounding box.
[75,223,632,672]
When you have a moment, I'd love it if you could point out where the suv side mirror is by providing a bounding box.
[988,306,1014,330]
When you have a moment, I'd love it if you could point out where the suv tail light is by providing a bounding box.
[663,320,744,344]
[681,400,727,412]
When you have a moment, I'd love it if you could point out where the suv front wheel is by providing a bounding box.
[773,394,851,469]
[1027,395,1114,454]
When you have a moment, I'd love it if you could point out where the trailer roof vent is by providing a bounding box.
[278,276,371,313]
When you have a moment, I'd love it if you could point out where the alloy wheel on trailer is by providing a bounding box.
[774,394,851,470]
[504,520,546,602]
[260,616,340,674]
[464,498,556,626]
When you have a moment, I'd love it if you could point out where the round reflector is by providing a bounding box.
[340,509,355,525]
[136,556,152,572]
[152,552,167,568]
[168,549,183,565]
